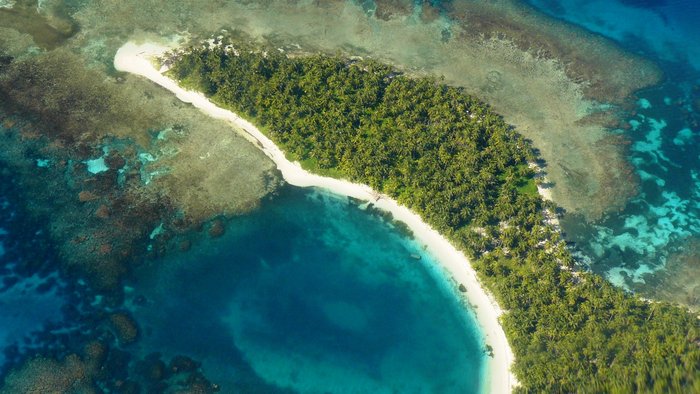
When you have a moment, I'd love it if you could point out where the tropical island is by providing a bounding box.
[146,35,698,393]
[0,0,699,392]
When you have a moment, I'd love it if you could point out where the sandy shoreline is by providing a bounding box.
[114,41,516,394]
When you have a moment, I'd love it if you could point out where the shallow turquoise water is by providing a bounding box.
[129,186,486,393]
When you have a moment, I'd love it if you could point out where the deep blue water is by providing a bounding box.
[0,169,69,374]
[128,186,486,393]
[526,0,700,304]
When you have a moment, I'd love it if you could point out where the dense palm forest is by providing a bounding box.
[167,38,700,393]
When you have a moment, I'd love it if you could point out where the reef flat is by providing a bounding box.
[525,0,700,311]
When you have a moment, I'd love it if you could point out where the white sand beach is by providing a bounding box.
[114,41,517,394]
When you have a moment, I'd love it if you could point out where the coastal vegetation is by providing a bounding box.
[168,38,700,393]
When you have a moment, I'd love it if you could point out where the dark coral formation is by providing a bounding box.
[0,354,97,393]
[107,312,139,346]
[0,114,169,290]
[131,353,219,393]
[1,344,220,393]
[207,219,226,238]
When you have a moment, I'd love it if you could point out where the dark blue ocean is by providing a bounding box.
[525,0,700,307]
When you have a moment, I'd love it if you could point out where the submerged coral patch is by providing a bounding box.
[85,157,108,174]
[638,98,652,109]
[672,128,693,146]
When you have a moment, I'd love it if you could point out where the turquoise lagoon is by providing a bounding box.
[129,186,486,393]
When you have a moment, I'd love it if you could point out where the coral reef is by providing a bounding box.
[0,46,280,290]
[0,14,280,387]
[133,353,219,393]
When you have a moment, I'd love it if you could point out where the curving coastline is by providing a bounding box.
[114,41,516,394]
